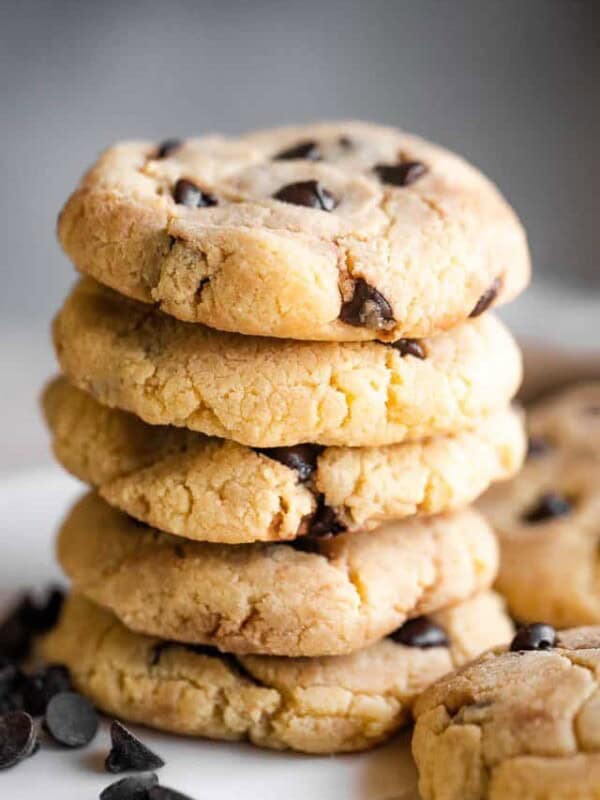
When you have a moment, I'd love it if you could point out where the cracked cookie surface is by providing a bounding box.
[52,279,522,448]
[412,627,600,800]
[43,377,525,542]
[57,121,529,342]
[42,593,512,754]
[57,493,499,657]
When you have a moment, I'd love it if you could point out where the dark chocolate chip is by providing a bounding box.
[288,536,326,555]
[390,338,426,359]
[340,278,395,331]
[338,136,353,149]
[510,623,556,652]
[22,664,72,717]
[274,140,321,161]
[469,278,502,318]
[0,661,25,714]
[526,436,551,458]
[523,492,571,523]
[44,691,98,747]
[156,139,182,159]
[256,444,325,482]
[149,784,198,800]
[173,179,218,208]
[106,720,165,774]
[100,773,159,800]
[0,586,64,662]
[307,495,346,537]
[388,617,449,648]
[273,180,337,211]
[0,711,37,769]
[374,161,427,187]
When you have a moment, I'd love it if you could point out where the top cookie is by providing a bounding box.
[57,121,530,342]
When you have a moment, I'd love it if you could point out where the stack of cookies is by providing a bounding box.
[41,122,530,754]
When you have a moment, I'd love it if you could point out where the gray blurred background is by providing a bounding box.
[1,0,599,471]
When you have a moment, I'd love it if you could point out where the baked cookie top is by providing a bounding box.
[57,121,530,342]
[42,592,513,754]
[527,381,600,457]
[52,279,522,448]
[43,377,525,543]
[57,493,499,657]
[413,624,600,800]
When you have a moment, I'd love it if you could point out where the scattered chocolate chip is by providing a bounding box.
[469,278,502,318]
[390,338,426,359]
[340,278,395,331]
[523,492,571,523]
[374,161,427,187]
[106,720,165,774]
[388,617,449,648]
[273,180,337,211]
[44,691,98,748]
[156,139,182,159]
[149,785,197,800]
[256,444,325,482]
[0,586,64,661]
[274,140,321,161]
[173,179,217,208]
[0,658,26,713]
[0,711,37,769]
[307,495,346,537]
[22,664,72,717]
[526,436,551,458]
[100,773,159,800]
[510,623,556,652]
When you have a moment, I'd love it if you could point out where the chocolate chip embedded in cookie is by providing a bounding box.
[57,121,530,341]
[42,592,512,754]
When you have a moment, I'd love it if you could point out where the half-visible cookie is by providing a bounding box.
[413,625,600,800]
[57,121,529,342]
[527,381,600,457]
[42,593,512,754]
[52,279,522,448]
[43,377,525,543]
[57,493,499,657]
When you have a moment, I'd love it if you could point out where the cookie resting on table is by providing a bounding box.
[57,121,530,342]
[52,278,523,448]
[42,593,513,754]
[57,492,499,657]
[43,377,525,543]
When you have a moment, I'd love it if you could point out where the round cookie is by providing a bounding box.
[42,593,513,754]
[57,121,529,342]
[527,381,600,457]
[480,447,600,628]
[43,377,526,543]
[412,625,600,800]
[57,492,499,657]
[52,279,522,448]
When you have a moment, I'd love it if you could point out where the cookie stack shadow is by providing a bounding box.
[41,122,530,754]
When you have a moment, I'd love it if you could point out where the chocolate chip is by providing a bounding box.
[374,161,427,187]
[307,495,346,537]
[0,586,64,661]
[0,711,37,769]
[388,617,449,648]
[469,278,502,318]
[0,659,26,713]
[106,720,165,774]
[526,436,551,458]
[100,773,159,800]
[338,136,353,149]
[340,278,395,331]
[44,691,98,747]
[22,664,72,717]
[523,492,571,523]
[273,180,337,211]
[256,444,325,482]
[149,786,197,800]
[173,179,218,208]
[274,140,321,161]
[196,277,210,298]
[390,338,426,359]
[510,623,556,652]
[156,139,182,159]
[287,536,325,554]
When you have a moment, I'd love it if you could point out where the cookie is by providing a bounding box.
[412,625,600,800]
[42,593,512,754]
[480,447,600,628]
[527,381,600,457]
[57,492,499,657]
[43,377,525,543]
[57,121,529,342]
[52,279,522,448]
